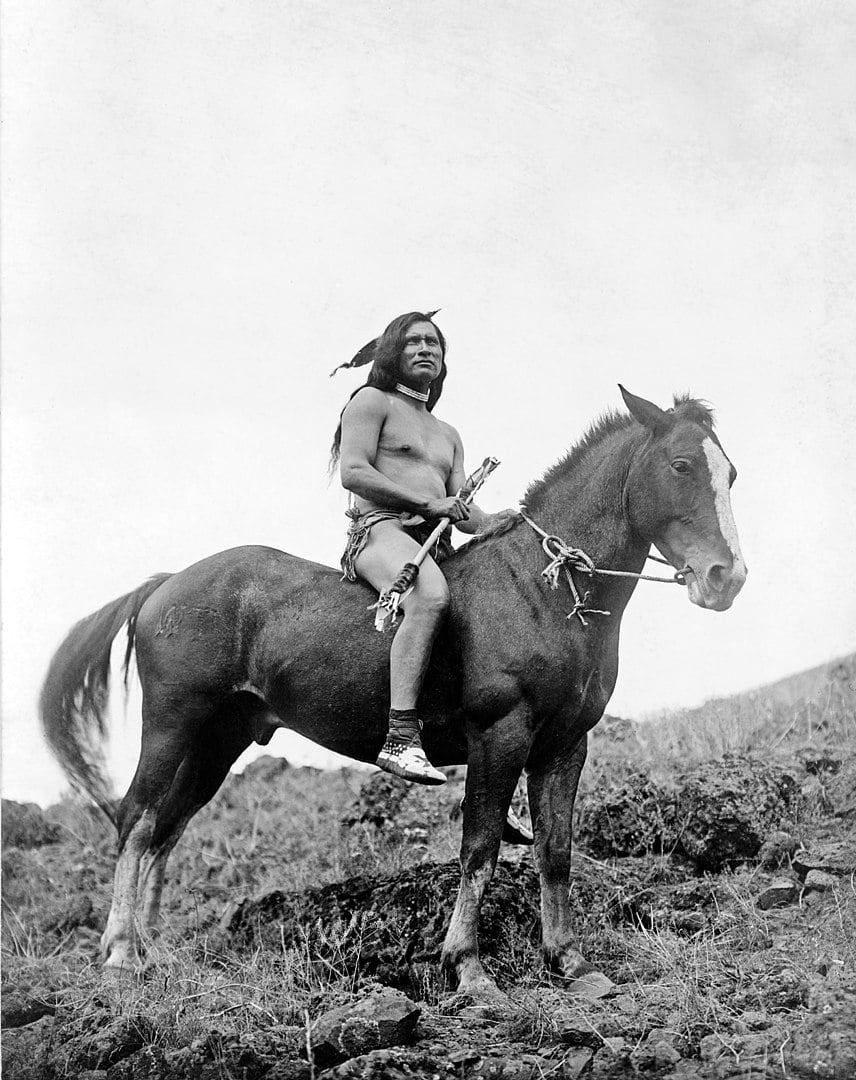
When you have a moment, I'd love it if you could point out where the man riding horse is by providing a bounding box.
[331,311,516,784]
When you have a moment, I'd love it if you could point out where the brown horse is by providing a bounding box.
[41,387,746,1001]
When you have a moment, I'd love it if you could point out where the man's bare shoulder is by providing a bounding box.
[437,417,464,448]
[342,386,392,419]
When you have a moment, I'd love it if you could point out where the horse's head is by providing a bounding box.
[620,386,747,611]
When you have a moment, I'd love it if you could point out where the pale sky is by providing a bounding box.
[3,1,855,806]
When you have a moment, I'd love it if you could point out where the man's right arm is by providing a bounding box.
[339,389,467,520]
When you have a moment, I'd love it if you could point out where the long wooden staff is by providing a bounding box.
[371,456,500,631]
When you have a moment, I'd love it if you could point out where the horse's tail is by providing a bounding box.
[39,573,172,827]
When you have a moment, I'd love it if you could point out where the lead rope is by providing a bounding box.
[518,512,688,627]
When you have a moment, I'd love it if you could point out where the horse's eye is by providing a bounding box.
[671,460,691,475]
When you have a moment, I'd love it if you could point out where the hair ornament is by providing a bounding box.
[329,310,440,377]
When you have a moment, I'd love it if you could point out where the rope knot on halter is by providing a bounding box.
[537,533,611,627]
[520,511,687,629]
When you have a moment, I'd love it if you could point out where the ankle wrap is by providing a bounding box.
[388,708,422,746]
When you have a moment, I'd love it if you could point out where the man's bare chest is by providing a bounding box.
[377,409,454,473]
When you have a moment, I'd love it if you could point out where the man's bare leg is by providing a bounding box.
[354,520,449,784]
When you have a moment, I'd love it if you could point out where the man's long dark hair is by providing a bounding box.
[329,311,448,470]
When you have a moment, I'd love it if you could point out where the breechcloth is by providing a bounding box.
[340,509,454,582]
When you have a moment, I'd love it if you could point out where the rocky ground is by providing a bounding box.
[3,659,855,1079]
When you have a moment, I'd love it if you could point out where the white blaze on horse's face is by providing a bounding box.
[702,438,746,578]
[662,432,747,612]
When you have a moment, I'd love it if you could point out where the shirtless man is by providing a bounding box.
[330,311,512,784]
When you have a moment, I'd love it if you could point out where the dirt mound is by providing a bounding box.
[576,754,799,870]
[826,757,856,820]
[575,774,676,859]
[227,859,541,994]
[2,800,62,849]
[2,1010,307,1080]
[789,984,856,1079]
[341,769,466,841]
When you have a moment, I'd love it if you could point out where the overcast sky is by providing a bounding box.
[3,1,855,806]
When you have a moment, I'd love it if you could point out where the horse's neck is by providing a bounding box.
[524,431,648,578]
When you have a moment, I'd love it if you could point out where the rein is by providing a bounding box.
[518,512,688,627]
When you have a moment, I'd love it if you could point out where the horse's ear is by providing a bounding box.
[618,385,671,433]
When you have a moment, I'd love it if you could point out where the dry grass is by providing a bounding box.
[585,653,854,789]
[3,654,855,1076]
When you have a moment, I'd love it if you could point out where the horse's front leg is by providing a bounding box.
[441,708,532,1006]
[527,733,613,998]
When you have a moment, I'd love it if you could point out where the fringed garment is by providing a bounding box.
[341,509,454,581]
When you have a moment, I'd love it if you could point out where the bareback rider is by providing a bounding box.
[330,311,515,785]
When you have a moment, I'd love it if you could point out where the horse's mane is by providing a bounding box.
[455,394,715,553]
[520,393,715,515]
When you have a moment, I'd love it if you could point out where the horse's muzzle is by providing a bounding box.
[684,560,748,611]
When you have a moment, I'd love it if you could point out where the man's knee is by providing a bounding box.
[412,576,450,620]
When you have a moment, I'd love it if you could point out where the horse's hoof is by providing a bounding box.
[446,980,513,1018]
[446,994,512,1021]
[457,1003,508,1021]
[565,970,615,999]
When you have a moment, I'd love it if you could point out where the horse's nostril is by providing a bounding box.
[706,564,729,592]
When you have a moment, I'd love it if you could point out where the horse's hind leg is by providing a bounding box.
[102,810,159,969]
[102,691,213,969]
[136,700,254,947]
[441,708,532,1006]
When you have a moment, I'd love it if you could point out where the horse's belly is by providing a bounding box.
[256,617,465,765]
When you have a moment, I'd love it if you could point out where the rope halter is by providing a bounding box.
[536,532,611,626]
[520,511,688,628]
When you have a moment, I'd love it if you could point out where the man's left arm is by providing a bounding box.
[446,428,518,535]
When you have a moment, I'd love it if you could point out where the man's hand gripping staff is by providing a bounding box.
[370,457,501,632]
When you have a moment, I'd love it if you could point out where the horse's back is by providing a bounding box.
[132,545,372,683]
[139,545,346,611]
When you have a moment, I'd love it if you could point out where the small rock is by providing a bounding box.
[740,1010,770,1030]
[672,910,706,933]
[793,841,856,877]
[646,1027,688,1054]
[559,1021,603,1049]
[700,1032,772,1063]
[613,993,637,1015]
[805,869,840,891]
[565,970,614,999]
[602,1036,626,1053]
[561,1048,595,1079]
[308,988,420,1067]
[699,1034,726,1061]
[757,830,798,869]
[448,1048,482,1065]
[651,1040,682,1066]
[756,877,798,910]
[0,987,57,1028]
[738,1033,772,1058]
[632,1032,685,1071]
